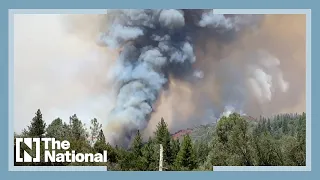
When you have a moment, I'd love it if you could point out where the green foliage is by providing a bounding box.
[171,138,180,161]
[154,118,174,167]
[144,137,161,170]
[207,113,254,166]
[67,115,91,154]
[69,114,88,141]
[174,134,197,170]
[253,132,284,165]
[297,112,306,146]
[15,109,306,170]
[205,138,229,166]
[46,118,68,140]
[97,129,106,143]
[202,112,306,167]
[228,114,254,165]
[90,118,102,144]
[132,130,143,157]
[28,109,46,138]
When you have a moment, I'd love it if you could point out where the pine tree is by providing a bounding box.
[132,130,143,157]
[261,118,267,132]
[196,140,209,164]
[21,128,29,137]
[94,130,116,165]
[46,118,64,140]
[154,118,173,167]
[297,112,306,144]
[69,114,87,141]
[141,137,157,170]
[267,119,272,132]
[282,136,305,166]
[127,130,145,170]
[283,117,289,134]
[106,142,119,163]
[97,129,106,143]
[68,114,90,153]
[171,138,180,162]
[295,112,306,165]
[174,134,197,170]
[90,118,102,145]
[28,109,46,138]
[94,132,106,152]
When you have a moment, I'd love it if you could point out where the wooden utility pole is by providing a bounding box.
[159,144,163,171]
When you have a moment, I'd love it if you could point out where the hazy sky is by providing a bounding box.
[13,13,306,136]
[13,14,115,132]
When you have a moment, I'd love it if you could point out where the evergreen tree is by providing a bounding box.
[14,109,307,169]
[126,130,145,170]
[20,128,29,138]
[106,142,119,163]
[171,138,180,162]
[253,132,283,165]
[90,118,102,145]
[68,114,90,153]
[154,118,173,167]
[46,118,65,140]
[295,112,306,166]
[195,140,209,164]
[132,130,143,157]
[141,137,157,170]
[93,129,119,165]
[69,114,87,141]
[28,109,46,138]
[297,113,306,145]
[282,136,305,166]
[97,129,106,143]
[261,118,267,132]
[116,148,135,170]
[174,134,197,170]
[283,118,289,134]
[92,130,119,167]
[267,119,272,132]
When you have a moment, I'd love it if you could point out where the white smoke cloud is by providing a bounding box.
[199,13,234,29]
[139,49,167,67]
[248,67,273,103]
[13,14,116,132]
[102,24,144,48]
[159,9,185,29]
[14,12,305,147]
[246,51,290,104]
[199,13,263,32]
[220,105,246,118]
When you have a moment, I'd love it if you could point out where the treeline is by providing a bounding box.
[14,109,306,170]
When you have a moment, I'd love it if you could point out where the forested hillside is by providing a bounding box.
[14,109,306,170]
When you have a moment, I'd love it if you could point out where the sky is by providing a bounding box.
[13,14,115,132]
[13,13,306,137]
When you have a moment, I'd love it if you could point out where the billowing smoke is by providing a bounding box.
[96,10,264,146]
[15,11,305,147]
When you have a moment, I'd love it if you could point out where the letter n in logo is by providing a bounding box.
[15,138,41,163]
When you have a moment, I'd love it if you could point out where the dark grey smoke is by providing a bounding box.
[99,9,262,147]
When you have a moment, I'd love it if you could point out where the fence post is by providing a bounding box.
[159,144,163,171]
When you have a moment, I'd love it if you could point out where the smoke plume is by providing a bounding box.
[93,10,267,146]
[15,11,305,147]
